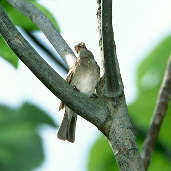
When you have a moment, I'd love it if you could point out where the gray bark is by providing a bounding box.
[24,30,69,73]
[97,0,145,170]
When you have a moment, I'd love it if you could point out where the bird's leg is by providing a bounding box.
[90,93,98,98]
[73,85,80,92]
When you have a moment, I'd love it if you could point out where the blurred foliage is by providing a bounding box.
[88,35,171,171]
[88,136,117,171]
[0,102,57,171]
[0,36,18,67]
[88,135,171,171]
[129,35,171,147]
[0,1,61,170]
[0,0,60,67]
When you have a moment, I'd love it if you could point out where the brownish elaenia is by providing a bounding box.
[57,43,100,142]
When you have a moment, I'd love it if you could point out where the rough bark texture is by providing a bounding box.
[142,56,171,170]
[107,98,144,170]
[96,0,145,170]
[97,0,123,97]
[101,0,119,96]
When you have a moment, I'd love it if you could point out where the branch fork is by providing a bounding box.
[0,0,146,170]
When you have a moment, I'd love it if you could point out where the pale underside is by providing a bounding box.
[59,55,100,110]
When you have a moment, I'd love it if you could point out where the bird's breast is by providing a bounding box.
[73,70,98,95]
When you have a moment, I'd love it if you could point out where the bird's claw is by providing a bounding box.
[90,93,98,98]
[73,85,79,92]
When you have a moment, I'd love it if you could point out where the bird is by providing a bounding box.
[57,42,100,143]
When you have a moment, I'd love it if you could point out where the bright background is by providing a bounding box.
[0,0,171,170]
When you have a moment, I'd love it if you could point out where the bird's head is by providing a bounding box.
[74,42,87,54]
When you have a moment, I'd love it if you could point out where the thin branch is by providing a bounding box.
[132,121,171,162]
[99,0,121,97]
[142,56,171,170]
[0,6,109,130]
[7,0,76,68]
[24,30,69,73]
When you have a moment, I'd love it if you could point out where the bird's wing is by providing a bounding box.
[59,60,79,111]
[59,101,65,111]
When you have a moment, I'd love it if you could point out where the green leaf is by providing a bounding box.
[129,35,171,147]
[149,151,171,171]
[0,35,18,68]
[137,36,171,92]
[88,135,117,171]
[0,0,60,32]
[0,0,60,67]
[0,102,57,171]
[0,0,38,31]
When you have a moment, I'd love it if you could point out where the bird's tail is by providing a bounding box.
[57,111,77,143]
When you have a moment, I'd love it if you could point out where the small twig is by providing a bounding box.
[132,121,171,162]
[142,56,171,170]
[24,30,69,73]
[100,0,121,97]
[7,0,76,68]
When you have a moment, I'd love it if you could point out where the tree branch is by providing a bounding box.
[142,56,171,170]
[0,6,109,130]
[106,99,145,171]
[24,30,69,73]
[7,0,76,68]
[132,121,171,163]
[96,1,145,170]
[98,0,122,97]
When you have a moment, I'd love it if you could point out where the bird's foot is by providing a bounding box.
[90,93,98,98]
[73,85,80,92]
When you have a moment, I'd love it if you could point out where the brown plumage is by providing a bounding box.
[58,60,79,111]
[57,42,100,143]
